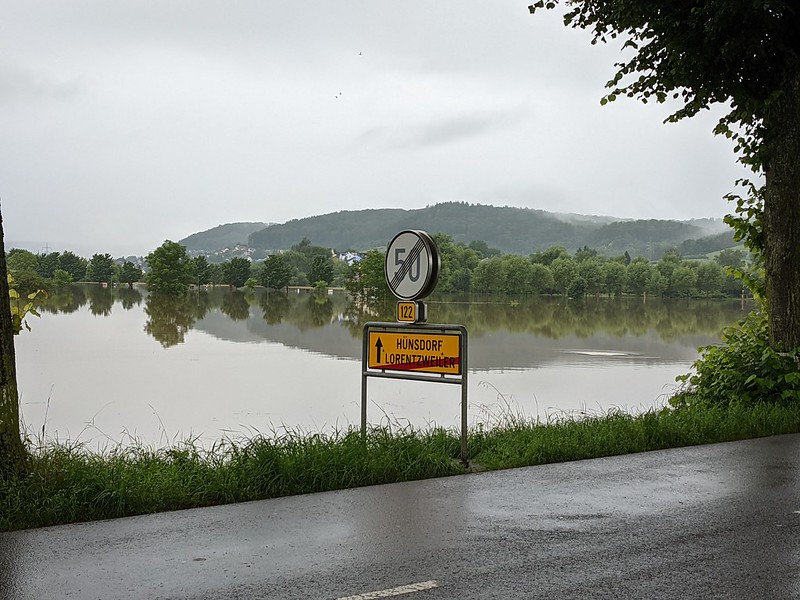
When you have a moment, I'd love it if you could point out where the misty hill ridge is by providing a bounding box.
[180,222,271,253]
[180,203,732,258]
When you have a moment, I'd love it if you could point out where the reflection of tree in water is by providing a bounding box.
[270,291,349,331]
[39,285,87,314]
[260,291,290,325]
[33,286,751,345]
[191,290,213,321]
[116,287,143,310]
[342,298,394,337]
[144,294,197,348]
[220,291,250,321]
[344,295,751,342]
[307,294,334,328]
[87,285,114,316]
[243,288,259,308]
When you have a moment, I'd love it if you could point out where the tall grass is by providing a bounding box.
[471,401,800,469]
[0,426,462,531]
[3,402,800,531]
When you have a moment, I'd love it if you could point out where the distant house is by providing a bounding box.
[338,251,363,266]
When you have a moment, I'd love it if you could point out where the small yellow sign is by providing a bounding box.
[396,301,426,323]
[368,331,461,375]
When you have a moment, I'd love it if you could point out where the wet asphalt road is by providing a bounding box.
[1,434,799,600]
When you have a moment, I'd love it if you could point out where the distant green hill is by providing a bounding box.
[678,230,737,257]
[180,203,733,259]
[249,203,587,253]
[245,203,728,258]
[180,222,270,253]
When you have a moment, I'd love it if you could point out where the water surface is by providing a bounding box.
[15,286,750,448]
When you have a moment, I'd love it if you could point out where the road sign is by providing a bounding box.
[396,300,426,323]
[384,230,440,300]
[367,330,461,375]
[361,322,469,464]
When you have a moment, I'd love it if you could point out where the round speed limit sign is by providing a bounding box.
[384,230,440,300]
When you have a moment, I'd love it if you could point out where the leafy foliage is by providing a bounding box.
[723,179,766,299]
[86,253,115,284]
[52,269,73,288]
[7,274,45,334]
[345,250,391,304]
[222,257,252,288]
[193,256,212,285]
[260,254,292,290]
[308,255,334,286]
[36,252,61,279]
[118,261,143,286]
[6,249,38,274]
[146,241,193,295]
[674,310,800,406]
[57,251,88,282]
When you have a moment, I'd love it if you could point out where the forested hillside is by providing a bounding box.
[243,203,726,258]
[180,222,270,253]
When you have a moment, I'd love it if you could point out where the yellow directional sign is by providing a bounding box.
[367,330,461,375]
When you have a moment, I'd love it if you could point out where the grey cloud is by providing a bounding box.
[360,107,528,150]
[0,62,81,104]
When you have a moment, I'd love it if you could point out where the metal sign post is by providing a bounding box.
[361,322,469,465]
[360,230,470,466]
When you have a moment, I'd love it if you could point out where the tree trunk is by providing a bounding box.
[0,205,27,477]
[763,73,800,353]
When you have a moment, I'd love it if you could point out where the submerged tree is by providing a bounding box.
[193,255,212,286]
[222,257,252,289]
[57,251,88,283]
[118,261,143,288]
[529,0,800,351]
[86,253,116,285]
[260,254,292,291]
[146,240,193,295]
[308,255,334,287]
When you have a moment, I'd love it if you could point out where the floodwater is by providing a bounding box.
[14,285,751,449]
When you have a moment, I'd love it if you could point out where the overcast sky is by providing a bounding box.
[1,1,751,257]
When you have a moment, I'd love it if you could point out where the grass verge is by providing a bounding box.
[2,402,800,531]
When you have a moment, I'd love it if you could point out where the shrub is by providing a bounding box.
[673,310,800,406]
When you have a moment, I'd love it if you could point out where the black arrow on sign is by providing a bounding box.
[375,337,383,364]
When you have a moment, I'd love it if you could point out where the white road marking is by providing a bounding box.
[336,580,439,600]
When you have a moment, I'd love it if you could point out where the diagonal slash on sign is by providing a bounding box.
[390,237,425,290]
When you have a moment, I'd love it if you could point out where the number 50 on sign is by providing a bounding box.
[384,230,440,300]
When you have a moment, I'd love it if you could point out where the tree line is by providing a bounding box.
[346,233,748,303]
[5,249,142,291]
[6,233,749,302]
[3,237,351,295]
[144,238,348,294]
